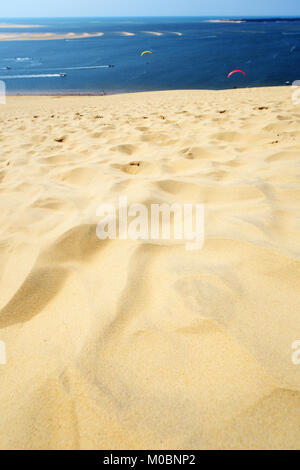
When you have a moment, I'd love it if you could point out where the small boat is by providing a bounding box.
[108,64,115,68]
[60,73,67,77]
[5,66,11,70]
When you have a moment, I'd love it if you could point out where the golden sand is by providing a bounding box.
[0,24,42,28]
[0,88,299,449]
[0,32,104,41]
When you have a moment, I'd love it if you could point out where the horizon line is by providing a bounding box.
[1,15,300,19]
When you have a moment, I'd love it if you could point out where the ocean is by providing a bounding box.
[0,16,300,94]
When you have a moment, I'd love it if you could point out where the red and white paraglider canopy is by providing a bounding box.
[227,70,247,78]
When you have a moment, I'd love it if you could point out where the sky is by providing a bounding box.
[0,0,300,18]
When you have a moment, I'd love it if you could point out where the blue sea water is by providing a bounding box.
[0,17,300,94]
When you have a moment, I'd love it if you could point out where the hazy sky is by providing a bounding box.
[0,0,300,18]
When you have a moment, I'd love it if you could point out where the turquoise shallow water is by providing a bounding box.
[0,17,300,94]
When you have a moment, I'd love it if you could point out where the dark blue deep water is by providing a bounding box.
[0,17,300,94]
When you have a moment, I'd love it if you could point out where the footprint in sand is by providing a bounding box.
[111,144,136,155]
[54,136,66,143]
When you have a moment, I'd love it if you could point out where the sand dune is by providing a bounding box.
[0,88,299,449]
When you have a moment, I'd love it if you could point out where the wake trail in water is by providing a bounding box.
[0,74,62,79]
[0,66,112,79]
[52,65,111,70]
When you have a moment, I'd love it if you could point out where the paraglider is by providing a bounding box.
[141,50,152,56]
[227,70,247,79]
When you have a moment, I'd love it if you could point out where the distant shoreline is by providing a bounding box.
[0,24,43,28]
[0,32,104,41]
[205,17,300,23]
[206,19,245,23]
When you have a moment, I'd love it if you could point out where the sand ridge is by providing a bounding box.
[0,24,43,28]
[0,88,299,449]
[0,32,104,41]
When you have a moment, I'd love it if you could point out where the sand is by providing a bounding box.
[118,32,135,36]
[0,24,43,28]
[141,31,164,36]
[0,32,104,41]
[0,88,299,450]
